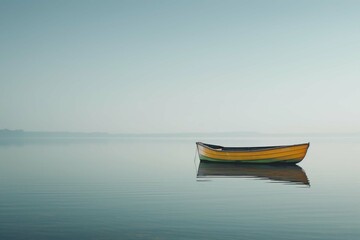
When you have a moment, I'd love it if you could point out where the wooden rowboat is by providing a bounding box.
[197,161,309,185]
[196,142,310,164]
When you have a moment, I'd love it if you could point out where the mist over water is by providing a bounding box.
[1,1,360,134]
[1,137,359,239]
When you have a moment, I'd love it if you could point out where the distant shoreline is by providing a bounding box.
[1,129,360,138]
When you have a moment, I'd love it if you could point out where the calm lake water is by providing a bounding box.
[0,137,359,240]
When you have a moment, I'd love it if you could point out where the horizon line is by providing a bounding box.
[1,129,360,136]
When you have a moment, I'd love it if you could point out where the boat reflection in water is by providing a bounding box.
[197,161,310,186]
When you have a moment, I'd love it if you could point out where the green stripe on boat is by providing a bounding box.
[199,155,301,164]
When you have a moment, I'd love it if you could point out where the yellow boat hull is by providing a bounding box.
[196,142,310,164]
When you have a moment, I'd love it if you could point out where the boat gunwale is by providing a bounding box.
[196,142,310,153]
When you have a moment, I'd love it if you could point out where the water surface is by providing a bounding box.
[0,137,359,239]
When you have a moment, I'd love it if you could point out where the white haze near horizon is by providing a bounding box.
[1,1,360,134]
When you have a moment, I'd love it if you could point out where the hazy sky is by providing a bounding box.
[1,0,360,133]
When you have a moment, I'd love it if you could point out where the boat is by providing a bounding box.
[196,142,310,164]
[197,161,310,185]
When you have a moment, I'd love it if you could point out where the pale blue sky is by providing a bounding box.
[1,0,360,133]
